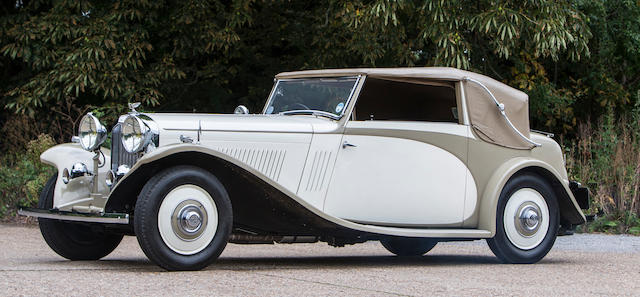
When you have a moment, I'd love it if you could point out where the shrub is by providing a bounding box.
[0,134,56,220]
[585,212,640,234]
[567,108,640,233]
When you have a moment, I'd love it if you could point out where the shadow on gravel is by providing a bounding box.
[21,254,572,272]
[205,254,572,271]
[19,258,162,272]
[205,254,502,271]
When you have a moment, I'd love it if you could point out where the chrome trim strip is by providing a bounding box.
[261,79,281,114]
[18,208,130,224]
[162,128,312,133]
[462,76,542,147]
[531,129,554,138]
[344,75,362,120]
[278,109,341,120]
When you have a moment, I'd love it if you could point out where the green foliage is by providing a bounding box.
[0,134,56,219]
[1,0,251,117]
[311,0,590,69]
[545,0,640,133]
[0,0,590,120]
[567,108,640,233]
[584,212,640,234]
[509,54,578,132]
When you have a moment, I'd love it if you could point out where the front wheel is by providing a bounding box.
[134,166,232,271]
[38,174,123,260]
[487,174,559,264]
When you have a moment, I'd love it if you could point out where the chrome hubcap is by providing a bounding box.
[171,199,207,241]
[181,208,202,232]
[514,202,542,237]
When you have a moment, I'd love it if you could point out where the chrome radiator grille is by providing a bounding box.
[110,123,139,174]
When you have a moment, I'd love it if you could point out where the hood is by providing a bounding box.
[143,113,338,134]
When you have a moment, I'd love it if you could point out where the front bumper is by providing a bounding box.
[18,208,130,224]
[569,181,590,210]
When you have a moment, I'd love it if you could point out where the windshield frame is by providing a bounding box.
[262,75,362,120]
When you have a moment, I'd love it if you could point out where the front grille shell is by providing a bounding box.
[110,122,139,179]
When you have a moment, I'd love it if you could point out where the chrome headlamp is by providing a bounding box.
[78,113,107,151]
[121,114,154,153]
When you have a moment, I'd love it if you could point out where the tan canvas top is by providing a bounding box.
[277,67,533,149]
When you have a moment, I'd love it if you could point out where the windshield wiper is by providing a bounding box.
[278,110,340,120]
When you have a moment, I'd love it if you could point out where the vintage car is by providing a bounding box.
[19,67,589,271]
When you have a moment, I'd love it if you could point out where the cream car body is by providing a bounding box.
[23,67,589,270]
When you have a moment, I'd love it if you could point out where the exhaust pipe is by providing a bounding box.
[229,234,319,244]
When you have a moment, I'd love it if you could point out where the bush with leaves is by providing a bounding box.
[567,103,640,233]
[311,0,591,70]
[0,134,56,219]
[1,0,252,116]
[1,1,591,117]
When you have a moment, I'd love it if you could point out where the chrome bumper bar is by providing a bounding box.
[18,208,130,224]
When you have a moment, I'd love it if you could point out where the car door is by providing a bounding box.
[323,78,477,227]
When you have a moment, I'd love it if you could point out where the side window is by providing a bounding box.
[353,78,458,123]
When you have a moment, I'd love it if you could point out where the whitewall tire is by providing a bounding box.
[134,166,232,271]
[487,173,559,264]
[157,185,219,255]
[502,188,550,250]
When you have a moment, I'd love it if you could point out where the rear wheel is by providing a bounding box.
[487,174,559,264]
[381,237,438,256]
[38,174,123,260]
[134,166,232,271]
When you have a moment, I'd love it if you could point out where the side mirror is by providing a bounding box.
[234,105,249,114]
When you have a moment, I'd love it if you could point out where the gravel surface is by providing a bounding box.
[1,224,639,296]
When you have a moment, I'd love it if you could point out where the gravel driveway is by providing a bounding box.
[1,224,639,296]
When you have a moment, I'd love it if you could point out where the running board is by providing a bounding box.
[18,208,130,225]
[347,220,493,238]
[363,226,493,238]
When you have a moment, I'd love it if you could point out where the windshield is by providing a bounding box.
[264,77,359,117]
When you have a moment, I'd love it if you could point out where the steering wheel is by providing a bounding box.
[288,102,310,110]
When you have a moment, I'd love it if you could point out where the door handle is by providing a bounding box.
[342,141,357,149]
